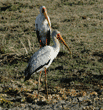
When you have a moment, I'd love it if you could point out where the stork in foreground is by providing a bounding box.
[24,30,71,98]
[35,6,51,47]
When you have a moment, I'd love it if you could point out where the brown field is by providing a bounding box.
[0,0,103,109]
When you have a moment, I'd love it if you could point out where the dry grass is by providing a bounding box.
[0,0,103,108]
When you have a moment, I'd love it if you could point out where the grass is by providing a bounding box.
[0,0,103,108]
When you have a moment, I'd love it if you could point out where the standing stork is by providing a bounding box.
[24,30,71,98]
[35,6,51,47]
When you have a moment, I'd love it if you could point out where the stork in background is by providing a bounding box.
[35,6,51,47]
[24,30,71,99]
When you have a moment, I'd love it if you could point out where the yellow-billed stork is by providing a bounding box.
[35,6,51,47]
[24,30,71,98]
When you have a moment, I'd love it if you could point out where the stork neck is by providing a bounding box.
[53,37,60,52]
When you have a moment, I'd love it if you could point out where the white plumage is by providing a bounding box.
[35,6,51,47]
[24,46,57,78]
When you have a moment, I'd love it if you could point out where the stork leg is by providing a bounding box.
[46,33,48,46]
[38,71,42,98]
[46,38,47,45]
[40,40,42,48]
[47,29,51,45]
[45,68,48,99]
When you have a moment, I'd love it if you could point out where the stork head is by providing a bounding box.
[40,6,46,14]
[40,6,51,27]
[52,30,72,55]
